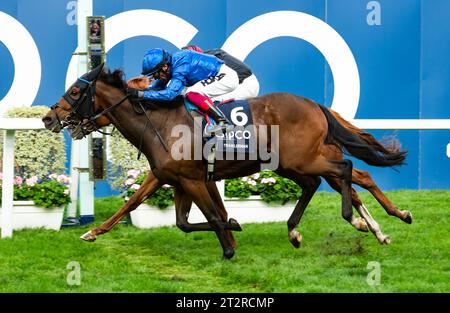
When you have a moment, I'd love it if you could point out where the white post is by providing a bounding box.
[68,0,94,224]
[1,129,15,238]
[67,138,79,218]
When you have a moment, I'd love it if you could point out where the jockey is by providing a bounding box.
[127,48,238,134]
[183,45,259,100]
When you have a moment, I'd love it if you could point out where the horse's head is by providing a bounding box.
[42,63,113,139]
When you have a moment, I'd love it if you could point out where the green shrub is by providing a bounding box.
[0,106,66,178]
[0,172,71,209]
[225,171,301,204]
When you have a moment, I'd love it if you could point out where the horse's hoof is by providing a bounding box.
[80,230,96,242]
[288,229,302,248]
[403,211,413,224]
[379,235,391,245]
[353,218,369,232]
[228,218,242,231]
[222,248,235,260]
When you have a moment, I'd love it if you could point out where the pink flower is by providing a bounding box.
[57,174,70,184]
[63,189,70,195]
[127,169,141,178]
[131,184,140,190]
[14,176,23,185]
[26,176,38,186]
[0,172,3,180]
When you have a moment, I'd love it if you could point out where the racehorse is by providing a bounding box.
[42,64,409,259]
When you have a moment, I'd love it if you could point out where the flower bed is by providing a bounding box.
[123,170,300,209]
[0,173,70,230]
[0,173,70,208]
[121,170,301,228]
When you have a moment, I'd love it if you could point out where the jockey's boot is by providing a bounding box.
[186,91,232,134]
[205,105,233,135]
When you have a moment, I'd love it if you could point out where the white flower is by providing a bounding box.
[247,179,257,186]
[124,178,135,186]
[63,189,70,195]
[131,184,141,190]
[261,177,276,185]
[252,173,260,180]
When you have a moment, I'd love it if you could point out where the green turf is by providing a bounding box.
[0,190,448,292]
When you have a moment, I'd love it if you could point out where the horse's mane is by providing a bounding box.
[98,68,184,109]
[98,68,127,91]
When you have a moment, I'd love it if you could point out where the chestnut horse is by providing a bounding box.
[42,64,408,258]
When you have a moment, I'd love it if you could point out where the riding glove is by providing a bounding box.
[127,88,144,100]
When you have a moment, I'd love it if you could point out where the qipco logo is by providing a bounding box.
[1,10,360,120]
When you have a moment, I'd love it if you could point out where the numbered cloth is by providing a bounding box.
[184,98,256,154]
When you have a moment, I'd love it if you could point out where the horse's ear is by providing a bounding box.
[93,63,105,79]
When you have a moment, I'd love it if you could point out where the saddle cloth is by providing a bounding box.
[184,98,256,154]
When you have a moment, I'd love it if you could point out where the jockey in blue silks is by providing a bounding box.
[127,48,239,134]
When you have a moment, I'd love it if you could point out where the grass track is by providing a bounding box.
[0,190,448,292]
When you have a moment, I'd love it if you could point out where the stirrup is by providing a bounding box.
[205,121,231,135]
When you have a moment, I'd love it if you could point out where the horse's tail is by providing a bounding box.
[317,104,407,167]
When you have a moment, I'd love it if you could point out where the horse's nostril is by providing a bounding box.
[42,116,52,124]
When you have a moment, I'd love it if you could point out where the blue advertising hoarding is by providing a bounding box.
[0,0,449,195]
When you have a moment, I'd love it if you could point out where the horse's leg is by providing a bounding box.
[206,181,239,248]
[352,169,412,224]
[298,157,355,230]
[179,177,235,259]
[325,177,391,244]
[173,186,241,233]
[325,177,369,232]
[321,144,411,224]
[80,171,161,242]
[276,170,321,248]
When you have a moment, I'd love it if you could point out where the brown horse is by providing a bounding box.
[42,65,408,258]
[121,75,411,245]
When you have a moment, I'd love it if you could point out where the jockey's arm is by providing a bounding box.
[142,73,186,101]
[149,79,166,91]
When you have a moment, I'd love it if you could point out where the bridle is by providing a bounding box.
[51,66,169,154]
[51,74,128,136]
